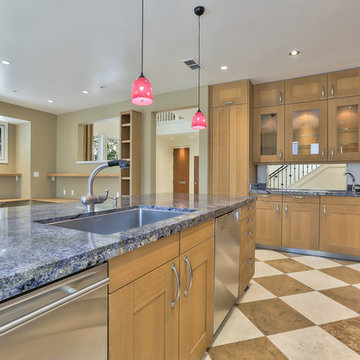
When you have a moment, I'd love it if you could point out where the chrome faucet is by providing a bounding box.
[344,172,360,192]
[81,160,129,212]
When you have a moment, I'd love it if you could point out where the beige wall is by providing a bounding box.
[0,101,57,198]
[16,123,31,198]
[56,86,208,196]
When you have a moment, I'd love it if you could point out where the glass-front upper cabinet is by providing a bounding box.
[254,106,284,163]
[328,96,360,161]
[285,101,327,162]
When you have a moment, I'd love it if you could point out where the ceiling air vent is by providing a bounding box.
[183,58,200,70]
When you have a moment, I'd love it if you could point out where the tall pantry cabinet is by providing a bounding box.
[209,80,256,196]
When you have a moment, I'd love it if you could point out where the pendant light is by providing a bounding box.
[131,0,153,106]
[192,6,207,130]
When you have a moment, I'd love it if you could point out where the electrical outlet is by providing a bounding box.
[33,171,39,178]
[71,190,75,196]
[63,189,67,195]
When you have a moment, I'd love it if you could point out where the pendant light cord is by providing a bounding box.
[140,0,144,77]
[197,14,201,111]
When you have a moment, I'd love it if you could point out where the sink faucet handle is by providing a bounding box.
[104,189,109,201]
[107,160,130,168]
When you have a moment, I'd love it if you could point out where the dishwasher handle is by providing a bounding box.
[0,278,109,336]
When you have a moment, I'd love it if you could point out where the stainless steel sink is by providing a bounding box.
[48,208,191,235]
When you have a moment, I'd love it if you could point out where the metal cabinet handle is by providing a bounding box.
[293,195,306,199]
[276,203,280,214]
[246,217,254,223]
[321,147,325,159]
[330,148,335,159]
[170,264,180,308]
[279,149,283,161]
[224,101,234,105]
[260,195,269,198]
[321,86,325,97]
[248,205,254,210]
[285,204,288,214]
[330,85,334,97]
[323,205,327,219]
[279,91,283,104]
[246,229,253,235]
[184,256,193,296]
[246,257,253,265]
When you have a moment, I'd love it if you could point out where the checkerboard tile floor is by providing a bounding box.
[204,249,360,360]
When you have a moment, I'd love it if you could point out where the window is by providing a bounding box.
[0,121,8,163]
[106,137,120,160]
[92,134,119,161]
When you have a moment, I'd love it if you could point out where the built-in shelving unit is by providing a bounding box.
[120,110,142,196]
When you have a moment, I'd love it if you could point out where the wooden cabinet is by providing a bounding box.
[255,195,282,247]
[328,68,360,99]
[254,106,285,163]
[179,238,214,360]
[285,74,328,104]
[328,96,360,161]
[320,197,360,256]
[282,195,320,250]
[254,81,285,107]
[211,80,248,107]
[285,101,328,162]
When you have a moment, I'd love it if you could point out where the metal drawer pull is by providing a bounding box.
[171,264,180,308]
[279,91,283,104]
[323,205,327,219]
[285,204,288,214]
[246,217,254,223]
[331,85,334,97]
[184,256,193,296]
[224,101,234,105]
[260,195,269,198]
[248,205,254,210]
[293,195,305,199]
[321,86,325,97]
[279,149,283,161]
[276,203,280,213]
[246,230,253,235]
[247,257,253,265]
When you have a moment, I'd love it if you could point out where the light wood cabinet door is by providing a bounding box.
[328,96,360,161]
[179,238,214,360]
[211,81,248,107]
[254,106,285,163]
[240,224,255,295]
[282,200,319,250]
[320,203,360,256]
[285,74,327,104]
[254,81,285,107]
[285,101,328,162]
[211,107,230,195]
[328,68,360,99]
[255,200,282,246]
[109,258,180,360]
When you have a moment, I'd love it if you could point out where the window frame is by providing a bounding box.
[0,121,8,164]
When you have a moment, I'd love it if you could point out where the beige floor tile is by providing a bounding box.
[237,280,276,304]
[281,291,358,325]
[209,337,288,360]
[354,284,360,289]
[277,250,302,258]
[288,270,348,290]
[347,263,360,272]
[293,255,341,269]
[268,326,360,360]
[255,249,287,261]
[212,307,263,347]
[253,262,283,278]
[201,352,211,360]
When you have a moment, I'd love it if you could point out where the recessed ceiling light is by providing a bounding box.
[1,60,11,65]
[47,99,54,103]
[220,65,228,70]
[289,49,300,56]
[100,85,107,89]
[82,90,89,94]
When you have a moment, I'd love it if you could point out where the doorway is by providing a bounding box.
[173,148,190,193]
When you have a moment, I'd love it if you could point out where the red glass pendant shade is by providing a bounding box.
[131,75,153,106]
[192,110,207,130]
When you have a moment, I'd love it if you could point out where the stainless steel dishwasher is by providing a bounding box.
[214,209,241,334]
[0,263,109,360]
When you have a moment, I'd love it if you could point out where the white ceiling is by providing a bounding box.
[1,0,360,114]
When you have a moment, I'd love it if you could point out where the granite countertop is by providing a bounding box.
[0,193,255,302]
[249,184,360,197]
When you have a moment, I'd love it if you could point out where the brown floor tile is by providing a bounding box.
[255,258,260,262]
[255,274,313,297]
[237,298,314,335]
[321,266,360,284]
[265,258,312,273]
[321,286,360,313]
[277,251,302,258]
[321,317,360,355]
[332,259,359,265]
[208,337,287,360]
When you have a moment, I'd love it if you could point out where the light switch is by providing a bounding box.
[33,171,39,178]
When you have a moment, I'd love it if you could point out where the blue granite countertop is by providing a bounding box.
[0,193,255,302]
[249,183,360,197]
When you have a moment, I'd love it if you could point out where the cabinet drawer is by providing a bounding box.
[109,233,179,293]
[285,74,328,104]
[210,81,248,107]
[283,195,320,204]
[254,81,285,107]
[241,205,256,221]
[328,68,360,99]
[253,194,283,202]
[321,196,360,206]
[180,219,214,253]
